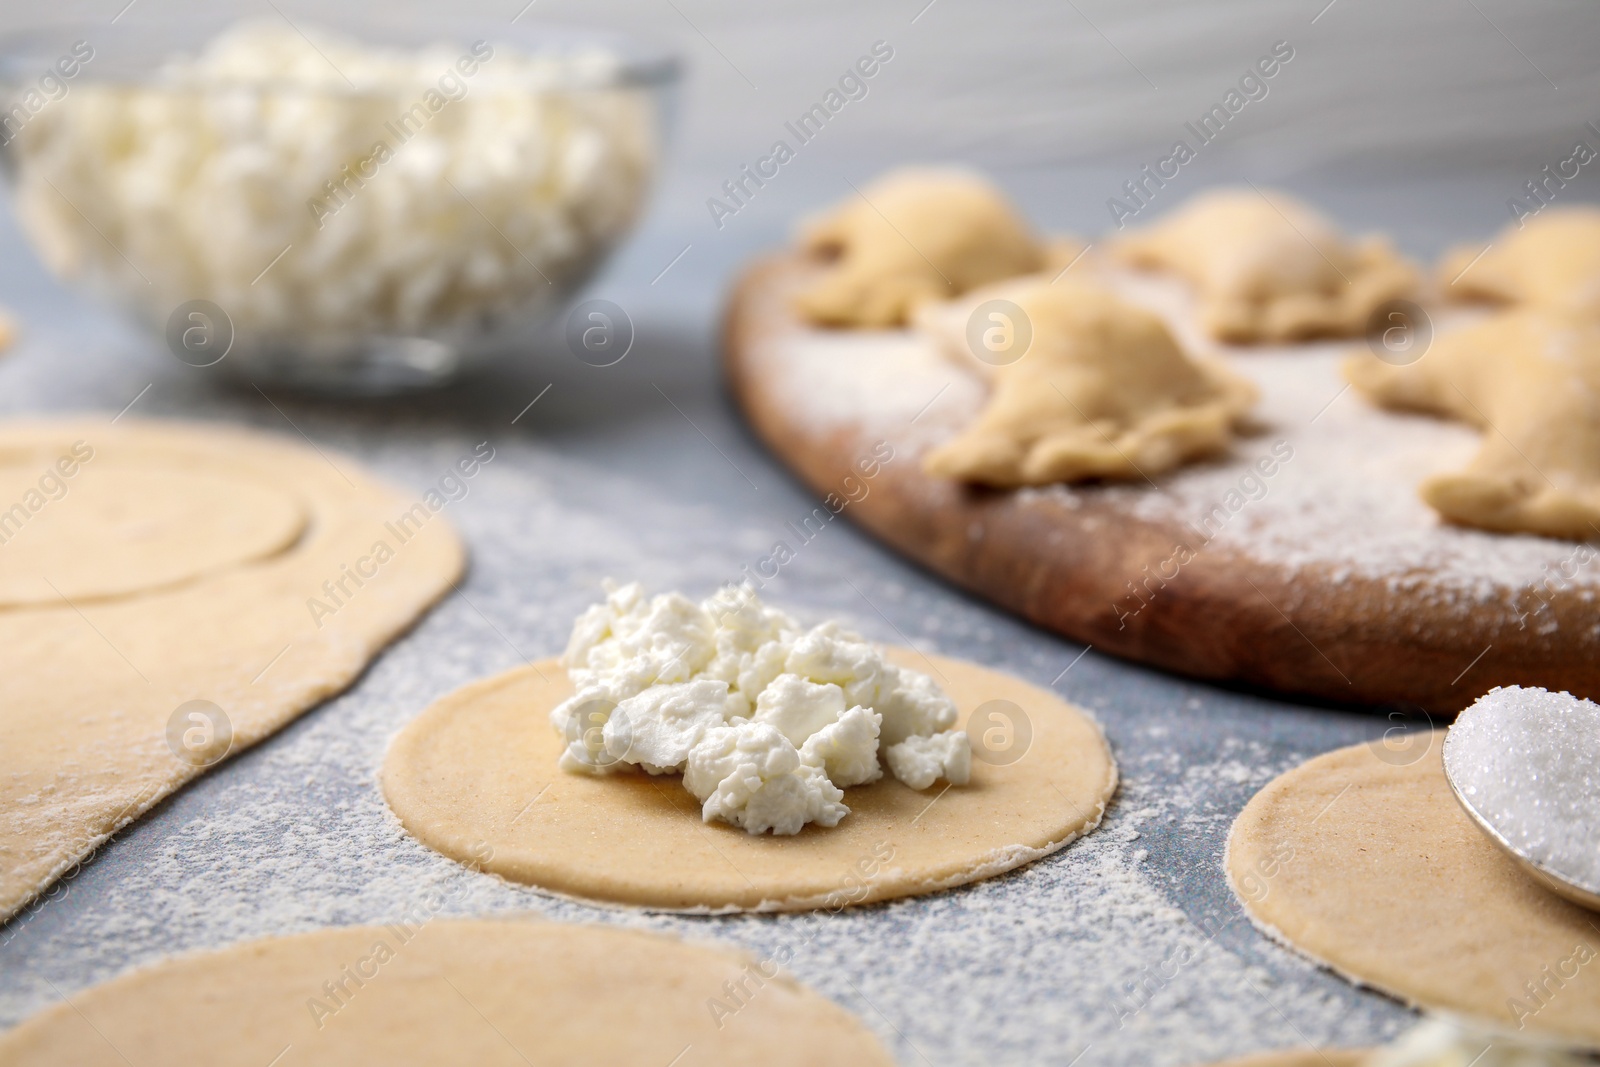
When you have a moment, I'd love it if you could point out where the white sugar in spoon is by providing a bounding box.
[1443,686,1600,912]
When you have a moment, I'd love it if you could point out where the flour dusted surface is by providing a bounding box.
[0,169,1443,1064]
[0,436,1406,1066]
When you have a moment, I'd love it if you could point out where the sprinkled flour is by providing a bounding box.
[0,432,1407,1065]
[1444,686,1600,893]
[0,227,1430,1065]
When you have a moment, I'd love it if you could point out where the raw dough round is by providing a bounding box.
[1227,737,1600,1045]
[0,920,893,1065]
[1205,1052,1371,1067]
[0,419,463,923]
[383,650,1117,911]
[0,452,307,606]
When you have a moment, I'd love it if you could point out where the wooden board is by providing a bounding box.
[722,253,1600,713]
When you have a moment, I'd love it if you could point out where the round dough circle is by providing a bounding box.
[382,650,1117,911]
[1206,1052,1370,1067]
[1227,736,1600,1045]
[0,920,893,1066]
[0,452,306,606]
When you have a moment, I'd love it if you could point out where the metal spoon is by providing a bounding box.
[1442,697,1600,913]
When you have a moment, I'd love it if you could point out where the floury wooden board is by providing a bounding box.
[723,253,1600,713]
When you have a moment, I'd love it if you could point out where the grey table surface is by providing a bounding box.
[12,0,1600,176]
[0,147,1581,1064]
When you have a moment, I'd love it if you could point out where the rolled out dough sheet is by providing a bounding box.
[0,418,463,922]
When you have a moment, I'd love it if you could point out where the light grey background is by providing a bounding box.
[7,0,1600,206]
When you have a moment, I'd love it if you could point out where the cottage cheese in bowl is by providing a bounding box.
[0,21,672,391]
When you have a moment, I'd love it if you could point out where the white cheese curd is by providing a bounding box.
[550,581,970,834]
[698,584,799,713]
[885,732,972,791]
[9,22,657,344]
[798,705,884,788]
[683,723,848,836]
[877,667,962,746]
[752,673,848,746]
[608,678,736,774]
[564,586,715,699]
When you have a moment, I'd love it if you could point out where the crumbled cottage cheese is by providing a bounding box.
[9,22,657,341]
[551,582,972,834]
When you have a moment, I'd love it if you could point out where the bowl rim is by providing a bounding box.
[0,17,682,94]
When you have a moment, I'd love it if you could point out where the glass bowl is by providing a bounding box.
[0,18,678,394]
